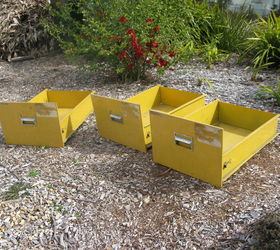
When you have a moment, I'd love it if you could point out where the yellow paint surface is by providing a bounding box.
[58,108,72,120]
[214,122,252,153]
[92,86,205,152]
[151,100,279,187]
[0,90,94,147]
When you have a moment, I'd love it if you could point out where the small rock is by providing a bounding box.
[183,203,189,208]
[164,211,174,217]
[143,196,150,204]
[100,193,106,200]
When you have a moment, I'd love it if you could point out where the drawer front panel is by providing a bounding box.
[150,111,223,187]
[0,102,63,147]
[92,95,146,152]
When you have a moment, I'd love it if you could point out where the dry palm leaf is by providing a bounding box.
[0,0,56,61]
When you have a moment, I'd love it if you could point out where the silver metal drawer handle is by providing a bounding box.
[21,118,36,126]
[110,114,123,123]
[174,134,193,150]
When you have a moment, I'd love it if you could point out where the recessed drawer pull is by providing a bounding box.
[110,114,123,123]
[174,133,193,150]
[21,118,36,126]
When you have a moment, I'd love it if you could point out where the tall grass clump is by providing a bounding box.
[191,4,253,67]
[208,6,252,53]
[244,12,280,69]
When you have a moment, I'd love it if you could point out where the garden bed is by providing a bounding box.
[0,54,279,249]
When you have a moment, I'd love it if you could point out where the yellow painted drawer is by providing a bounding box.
[150,100,279,187]
[92,85,205,152]
[0,89,94,147]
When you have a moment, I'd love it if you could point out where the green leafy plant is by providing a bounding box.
[201,40,221,68]
[245,65,266,81]
[44,0,198,81]
[208,7,252,53]
[3,182,31,200]
[73,158,82,165]
[75,212,81,218]
[52,200,64,212]
[192,4,252,66]
[258,81,280,106]
[197,77,215,92]
[29,169,40,178]
[244,12,280,69]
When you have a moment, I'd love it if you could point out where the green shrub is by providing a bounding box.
[200,39,222,68]
[44,0,197,81]
[45,0,260,76]
[44,0,221,81]
[244,12,280,69]
[189,4,253,66]
[208,7,252,53]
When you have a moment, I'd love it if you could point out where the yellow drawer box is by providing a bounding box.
[150,100,279,187]
[92,85,205,152]
[0,89,94,147]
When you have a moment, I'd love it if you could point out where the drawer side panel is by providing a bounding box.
[169,97,205,117]
[59,92,94,142]
[222,115,279,182]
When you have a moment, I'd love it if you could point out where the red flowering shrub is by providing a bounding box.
[117,17,176,79]
[45,0,194,82]
[103,16,179,80]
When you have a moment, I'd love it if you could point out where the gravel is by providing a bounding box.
[0,55,279,249]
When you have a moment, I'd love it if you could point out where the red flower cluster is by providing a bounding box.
[155,55,169,68]
[169,51,176,58]
[114,16,175,72]
[146,18,153,24]
[152,40,158,48]
[127,64,135,69]
[126,28,134,35]
[153,27,159,32]
[119,16,127,23]
[146,40,158,49]
[127,28,145,60]
[119,51,127,59]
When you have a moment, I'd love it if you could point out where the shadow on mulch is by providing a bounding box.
[211,210,280,249]
[251,211,280,250]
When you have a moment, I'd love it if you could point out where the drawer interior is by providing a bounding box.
[126,86,203,127]
[29,90,92,109]
[213,121,252,153]
[186,101,276,152]
[57,108,73,120]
